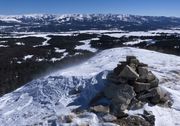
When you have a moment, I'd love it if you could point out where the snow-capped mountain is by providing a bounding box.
[1,14,180,32]
[0,47,180,126]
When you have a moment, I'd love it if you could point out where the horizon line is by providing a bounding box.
[0,13,180,18]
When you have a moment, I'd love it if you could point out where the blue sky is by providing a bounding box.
[0,0,180,17]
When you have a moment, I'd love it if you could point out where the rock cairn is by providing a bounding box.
[89,56,169,125]
[103,56,161,115]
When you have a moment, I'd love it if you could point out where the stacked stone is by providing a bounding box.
[102,56,162,117]
[88,55,169,125]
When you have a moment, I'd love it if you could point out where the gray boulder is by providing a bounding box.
[103,83,136,114]
[137,87,166,104]
[126,56,137,63]
[58,114,74,123]
[119,65,139,80]
[113,64,126,75]
[134,81,151,93]
[149,87,168,104]
[115,115,152,126]
[138,67,149,77]
[129,98,145,110]
[126,56,139,67]
[119,61,127,65]
[90,105,110,113]
[103,114,117,122]
[150,77,159,88]
[147,72,156,82]
[129,63,137,71]
[129,58,140,66]
[143,110,155,126]
[110,104,129,118]
[138,62,148,67]
[103,83,136,102]
[138,67,157,84]
[107,73,127,84]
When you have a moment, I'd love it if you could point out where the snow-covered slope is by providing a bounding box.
[0,47,180,126]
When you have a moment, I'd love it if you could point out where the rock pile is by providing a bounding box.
[89,56,168,125]
[111,56,161,104]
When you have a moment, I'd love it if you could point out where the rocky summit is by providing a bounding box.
[89,56,170,125]
[1,47,180,126]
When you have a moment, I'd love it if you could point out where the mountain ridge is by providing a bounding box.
[0,13,180,19]
[1,14,180,32]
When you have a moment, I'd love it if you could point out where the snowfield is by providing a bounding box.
[0,47,180,126]
[123,39,153,46]
[0,18,22,23]
[75,38,99,52]
[23,55,33,60]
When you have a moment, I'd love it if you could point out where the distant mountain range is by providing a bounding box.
[0,14,180,32]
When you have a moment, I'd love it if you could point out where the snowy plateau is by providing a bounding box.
[0,47,180,126]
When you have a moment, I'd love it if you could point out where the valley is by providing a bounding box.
[1,29,180,95]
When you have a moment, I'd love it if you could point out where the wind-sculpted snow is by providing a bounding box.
[0,71,109,125]
[0,47,180,125]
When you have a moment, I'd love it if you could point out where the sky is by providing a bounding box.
[0,0,180,17]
